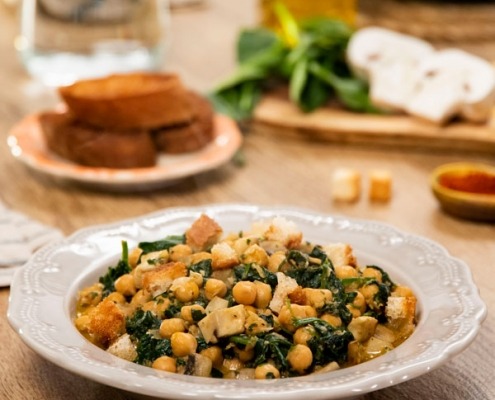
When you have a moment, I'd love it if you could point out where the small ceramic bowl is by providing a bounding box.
[430,162,495,222]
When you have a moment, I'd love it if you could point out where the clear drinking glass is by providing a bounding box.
[16,0,170,86]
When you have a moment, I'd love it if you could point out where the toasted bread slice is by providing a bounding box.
[40,111,157,169]
[58,73,194,129]
[154,92,214,154]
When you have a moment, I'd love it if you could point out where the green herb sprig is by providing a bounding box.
[210,3,377,121]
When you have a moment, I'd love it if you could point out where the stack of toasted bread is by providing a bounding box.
[40,73,214,169]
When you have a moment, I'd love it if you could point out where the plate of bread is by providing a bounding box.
[7,73,243,190]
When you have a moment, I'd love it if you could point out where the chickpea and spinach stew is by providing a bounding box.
[75,214,417,379]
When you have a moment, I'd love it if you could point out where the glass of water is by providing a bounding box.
[16,0,170,86]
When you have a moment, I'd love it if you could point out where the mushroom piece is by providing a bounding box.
[408,49,495,123]
[405,66,465,125]
[347,27,434,113]
[347,26,435,81]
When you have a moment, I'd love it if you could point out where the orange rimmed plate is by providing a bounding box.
[7,113,242,191]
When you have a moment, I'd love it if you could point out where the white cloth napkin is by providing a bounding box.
[0,201,63,286]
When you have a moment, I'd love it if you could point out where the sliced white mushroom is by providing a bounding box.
[369,61,421,112]
[405,66,465,124]
[198,304,246,343]
[268,272,298,313]
[411,48,495,123]
[347,27,495,124]
[347,26,434,81]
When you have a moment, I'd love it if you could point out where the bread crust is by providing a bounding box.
[40,111,157,169]
[154,92,214,154]
[59,73,195,129]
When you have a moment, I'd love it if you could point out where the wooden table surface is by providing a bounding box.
[1,1,494,399]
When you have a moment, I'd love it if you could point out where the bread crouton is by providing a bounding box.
[211,242,239,270]
[269,272,299,313]
[142,261,187,297]
[331,168,361,202]
[347,316,378,342]
[186,214,223,252]
[251,217,302,249]
[88,298,125,347]
[386,296,416,323]
[107,333,137,362]
[369,169,392,202]
[322,243,357,267]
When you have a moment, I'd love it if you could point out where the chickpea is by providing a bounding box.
[152,356,177,373]
[128,247,143,269]
[267,251,286,272]
[106,292,126,305]
[241,244,269,267]
[232,237,252,256]
[293,326,315,346]
[189,271,204,288]
[189,251,212,265]
[347,291,367,317]
[77,283,103,308]
[287,344,313,373]
[169,244,192,262]
[302,288,332,309]
[254,281,272,309]
[232,281,257,305]
[200,346,223,368]
[181,304,206,323]
[278,304,317,332]
[254,363,280,379]
[160,318,186,338]
[74,315,91,332]
[142,298,170,317]
[130,289,151,307]
[114,274,136,297]
[222,357,244,372]
[392,285,414,298]
[362,267,383,283]
[335,265,359,280]
[204,278,228,300]
[174,280,199,303]
[360,284,380,309]
[235,347,255,362]
[320,313,342,327]
[171,332,197,357]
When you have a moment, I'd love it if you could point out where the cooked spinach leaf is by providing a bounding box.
[135,334,172,365]
[126,309,161,338]
[294,317,353,365]
[233,263,278,288]
[126,309,171,365]
[99,241,131,297]
[189,259,213,278]
[230,332,292,371]
[138,234,185,255]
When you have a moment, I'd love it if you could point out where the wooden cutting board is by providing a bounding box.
[253,94,495,155]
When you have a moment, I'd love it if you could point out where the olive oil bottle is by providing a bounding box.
[259,0,357,28]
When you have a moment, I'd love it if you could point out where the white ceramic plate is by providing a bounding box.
[7,113,242,191]
[8,204,487,399]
